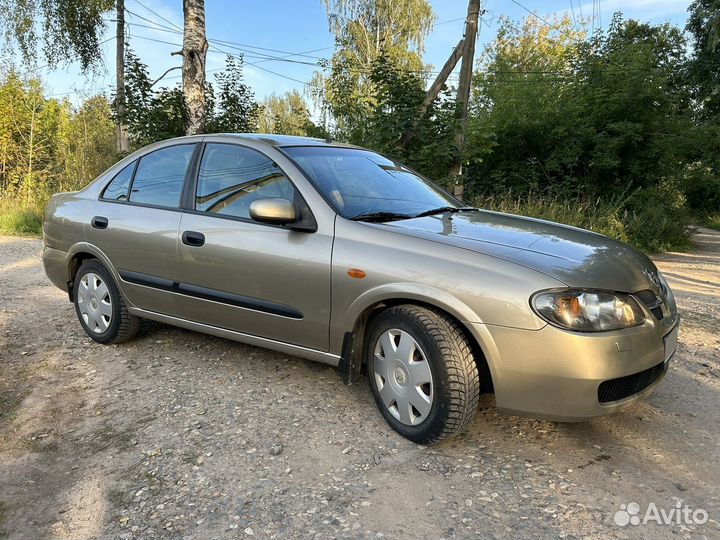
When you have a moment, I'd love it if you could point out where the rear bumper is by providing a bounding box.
[42,245,69,292]
[473,317,679,421]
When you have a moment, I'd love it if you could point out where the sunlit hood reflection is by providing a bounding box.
[384,209,661,293]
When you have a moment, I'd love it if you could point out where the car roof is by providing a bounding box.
[151,133,362,152]
[206,133,363,149]
[219,133,328,146]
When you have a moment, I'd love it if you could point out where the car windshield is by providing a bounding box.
[282,146,462,220]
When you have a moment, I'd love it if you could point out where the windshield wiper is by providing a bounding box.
[414,206,476,218]
[350,211,415,222]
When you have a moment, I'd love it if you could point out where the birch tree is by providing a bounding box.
[173,0,209,135]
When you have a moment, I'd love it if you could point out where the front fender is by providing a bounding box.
[333,282,506,389]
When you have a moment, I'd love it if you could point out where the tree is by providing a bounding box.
[118,50,186,146]
[360,54,457,182]
[57,95,116,192]
[173,0,208,135]
[0,0,113,70]
[208,55,258,133]
[465,14,693,198]
[258,90,314,135]
[687,0,720,122]
[0,71,116,205]
[313,0,435,142]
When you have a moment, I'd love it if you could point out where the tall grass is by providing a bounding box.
[0,200,43,236]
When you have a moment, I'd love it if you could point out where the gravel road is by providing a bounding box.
[1,230,719,539]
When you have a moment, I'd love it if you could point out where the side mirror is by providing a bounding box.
[249,198,297,225]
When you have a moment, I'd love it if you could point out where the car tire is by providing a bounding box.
[73,260,141,344]
[366,304,480,443]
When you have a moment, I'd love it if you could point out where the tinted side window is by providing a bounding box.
[101,162,134,201]
[195,143,295,219]
[129,144,196,208]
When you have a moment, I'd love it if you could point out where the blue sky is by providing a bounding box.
[30,0,694,105]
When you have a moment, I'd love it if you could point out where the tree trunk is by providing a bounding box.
[449,0,481,197]
[115,0,129,152]
[179,0,208,135]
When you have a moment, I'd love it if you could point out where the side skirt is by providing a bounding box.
[128,307,340,367]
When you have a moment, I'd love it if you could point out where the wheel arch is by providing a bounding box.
[65,243,120,301]
[338,286,497,394]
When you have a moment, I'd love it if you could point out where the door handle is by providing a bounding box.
[91,216,109,229]
[182,231,205,247]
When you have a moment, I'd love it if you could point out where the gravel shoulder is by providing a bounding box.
[1,230,719,539]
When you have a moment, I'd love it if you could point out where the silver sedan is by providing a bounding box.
[43,134,679,443]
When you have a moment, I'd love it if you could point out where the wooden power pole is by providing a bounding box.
[115,0,129,152]
[450,0,481,198]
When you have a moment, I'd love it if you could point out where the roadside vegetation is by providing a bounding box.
[0,0,718,254]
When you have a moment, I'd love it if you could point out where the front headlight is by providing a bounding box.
[531,289,645,332]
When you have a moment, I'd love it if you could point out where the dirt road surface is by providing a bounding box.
[1,230,719,539]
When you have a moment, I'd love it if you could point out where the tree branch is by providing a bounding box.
[151,66,182,87]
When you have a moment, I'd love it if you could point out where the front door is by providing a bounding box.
[174,142,333,351]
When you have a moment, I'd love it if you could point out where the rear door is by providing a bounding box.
[84,143,197,314]
[174,142,333,351]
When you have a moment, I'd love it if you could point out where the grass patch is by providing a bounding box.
[473,189,692,253]
[0,200,43,236]
[705,214,720,230]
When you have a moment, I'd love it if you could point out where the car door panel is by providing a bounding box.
[84,201,181,314]
[171,142,333,351]
[175,213,332,350]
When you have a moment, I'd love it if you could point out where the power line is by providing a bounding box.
[130,0,181,31]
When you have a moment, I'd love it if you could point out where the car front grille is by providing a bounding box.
[634,289,665,321]
[598,361,667,403]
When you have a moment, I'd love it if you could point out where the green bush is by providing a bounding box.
[679,164,720,213]
[622,183,693,252]
[0,201,43,236]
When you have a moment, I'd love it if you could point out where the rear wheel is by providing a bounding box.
[73,260,140,344]
[366,304,480,443]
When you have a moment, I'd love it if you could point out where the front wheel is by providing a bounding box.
[366,304,480,443]
[73,260,141,344]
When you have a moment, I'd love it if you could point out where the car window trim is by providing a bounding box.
[185,141,318,231]
[99,159,139,202]
[97,142,199,209]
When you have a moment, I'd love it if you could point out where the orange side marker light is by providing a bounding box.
[347,268,366,279]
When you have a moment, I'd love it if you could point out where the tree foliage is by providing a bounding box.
[117,52,259,146]
[687,0,720,122]
[257,90,320,136]
[207,55,258,133]
[466,14,693,197]
[0,71,116,206]
[313,0,434,141]
[0,0,113,70]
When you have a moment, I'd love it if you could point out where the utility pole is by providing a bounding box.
[173,0,209,135]
[401,37,464,146]
[449,0,481,198]
[115,0,129,152]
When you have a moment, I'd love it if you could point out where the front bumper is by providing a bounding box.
[474,316,679,421]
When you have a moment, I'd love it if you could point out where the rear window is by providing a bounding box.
[129,144,196,208]
[101,162,134,201]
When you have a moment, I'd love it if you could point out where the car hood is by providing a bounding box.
[382,210,662,293]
